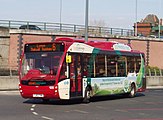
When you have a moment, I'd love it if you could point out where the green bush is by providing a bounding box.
[146,66,162,76]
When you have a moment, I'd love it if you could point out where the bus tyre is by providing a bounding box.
[129,84,136,98]
[83,87,91,103]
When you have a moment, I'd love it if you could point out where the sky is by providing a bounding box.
[0,0,162,29]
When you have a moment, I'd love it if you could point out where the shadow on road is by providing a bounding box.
[23,93,145,105]
[91,93,145,103]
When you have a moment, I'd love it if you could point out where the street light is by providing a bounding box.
[60,0,62,24]
[158,0,161,38]
[85,0,89,42]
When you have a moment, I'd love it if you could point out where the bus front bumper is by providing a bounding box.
[19,85,59,99]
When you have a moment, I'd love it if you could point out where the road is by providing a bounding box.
[0,89,163,120]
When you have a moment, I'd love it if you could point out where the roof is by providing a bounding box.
[143,14,159,25]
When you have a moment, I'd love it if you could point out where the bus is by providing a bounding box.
[19,37,146,103]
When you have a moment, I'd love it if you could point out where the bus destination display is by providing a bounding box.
[25,43,64,52]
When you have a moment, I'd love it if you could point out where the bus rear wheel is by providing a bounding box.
[83,87,91,103]
[128,84,136,98]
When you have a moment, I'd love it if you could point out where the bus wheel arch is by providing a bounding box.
[128,83,136,98]
[83,85,92,103]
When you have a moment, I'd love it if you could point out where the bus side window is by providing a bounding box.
[117,56,126,77]
[135,57,141,73]
[107,56,116,77]
[95,54,105,77]
[127,57,135,73]
[83,54,92,77]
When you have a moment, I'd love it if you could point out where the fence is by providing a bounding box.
[146,68,163,76]
[0,66,18,77]
[0,20,135,37]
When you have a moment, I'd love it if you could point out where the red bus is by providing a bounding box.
[19,37,146,103]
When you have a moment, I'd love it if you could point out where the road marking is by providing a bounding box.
[30,108,34,111]
[80,104,89,106]
[32,104,36,108]
[115,109,128,112]
[96,106,106,109]
[41,116,54,120]
[31,104,36,111]
[145,102,157,105]
[126,108,163,111]
[31,104,38,116]
[32,112,38,115]
[30,104,54,120]
[73,109,88,114]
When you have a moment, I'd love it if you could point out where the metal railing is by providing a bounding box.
[0,66,18,77]
[0,20,135,37]
[146,68,163,76]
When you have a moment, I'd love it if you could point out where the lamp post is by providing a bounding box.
[135,0,138,36]
[60,0,62,24]
[85,0,89,42]
[158,0,161,38]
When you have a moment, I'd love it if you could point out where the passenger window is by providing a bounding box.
[127,57,135,73]
[117,56,127,77]
[135,57,141,73]
[95,55,105,77]
[107,56,116,77]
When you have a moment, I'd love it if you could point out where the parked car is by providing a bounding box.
[19,25,41,30]
[148,35,157,38]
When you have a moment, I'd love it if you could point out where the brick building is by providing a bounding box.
[8,29,163,70]
[134,14,163,37]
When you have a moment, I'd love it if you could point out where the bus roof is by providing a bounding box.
[56,37,143,53]
[24,38,143,54]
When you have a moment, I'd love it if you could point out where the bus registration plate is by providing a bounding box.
[33,94,44,98]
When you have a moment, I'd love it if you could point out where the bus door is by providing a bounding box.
[69,54,83,98]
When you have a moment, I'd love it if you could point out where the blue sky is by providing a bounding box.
[0,0,162,29]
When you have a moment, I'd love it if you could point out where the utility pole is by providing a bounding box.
[60,0,62,24]
[135,0,138,36]
[85,0,89,42]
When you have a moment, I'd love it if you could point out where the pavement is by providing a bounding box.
[146,86,163,89]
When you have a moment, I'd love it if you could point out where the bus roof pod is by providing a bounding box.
[56,37,85,43]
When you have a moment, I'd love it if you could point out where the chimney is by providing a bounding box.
[160,19,163,26]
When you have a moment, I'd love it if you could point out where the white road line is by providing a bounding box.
[115,109,128,112]
[80,104,89,106]
[73,109,88,114]
[30,108,34,111]
[31,104,54,120]
[32,104,36,108]
[41,116,54,120]
[32,112,38,115]
[96,106,106,109]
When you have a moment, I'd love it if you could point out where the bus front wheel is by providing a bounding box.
[128,84,136,98]
[83,87,91,103]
